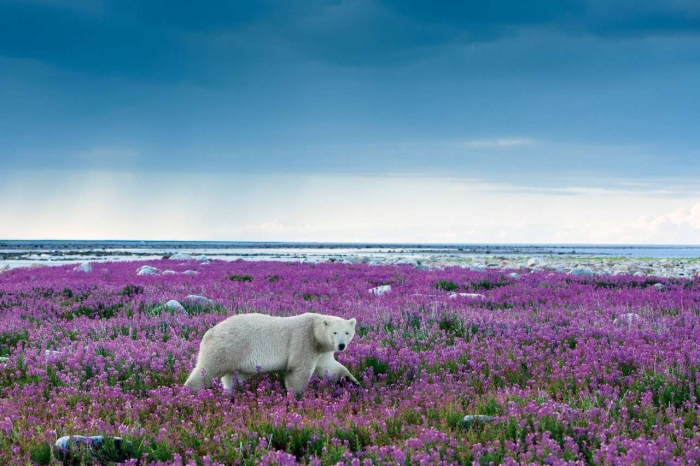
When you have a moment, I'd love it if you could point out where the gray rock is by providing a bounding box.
[164,300,187,313]
[186,295,213,306]
[449,292,486,300]
[508,272,520,279]
[44,350,62,361]
[527,257,544,267]
[74,262,92,273]
[462,415,497,428]
[653,283,667,291]
[570,267,594,276]
[169,252,193,260]
[54,435,132,460]
[162,270,178,275]
[137,265,159,276]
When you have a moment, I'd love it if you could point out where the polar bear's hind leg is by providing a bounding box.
[221,372,249,391]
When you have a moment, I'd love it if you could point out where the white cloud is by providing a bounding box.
[1,169,698,244]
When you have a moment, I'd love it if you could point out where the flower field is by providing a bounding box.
[1,260,700,465]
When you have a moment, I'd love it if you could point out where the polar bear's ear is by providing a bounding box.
[323,320,330,326]
[349,318,356,327]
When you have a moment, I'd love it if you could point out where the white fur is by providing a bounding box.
[184,312,358,395]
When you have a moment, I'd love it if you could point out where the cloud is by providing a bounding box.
[546,200,700,244]
[634,203,700,234]
[1,0,699,80]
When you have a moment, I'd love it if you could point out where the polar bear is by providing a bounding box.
[184,312,359,396]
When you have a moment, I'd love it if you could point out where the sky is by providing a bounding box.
[1,0,699,243]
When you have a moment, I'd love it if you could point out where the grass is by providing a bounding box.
[229,274,253,282]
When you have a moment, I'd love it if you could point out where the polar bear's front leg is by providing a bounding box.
[314,352,360,386]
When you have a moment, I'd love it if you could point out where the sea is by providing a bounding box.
[0,241,699,269]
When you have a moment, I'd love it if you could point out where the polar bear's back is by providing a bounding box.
[199,313,315,373]
[208,313,311,336]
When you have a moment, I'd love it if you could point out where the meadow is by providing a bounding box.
[1,260,699,465]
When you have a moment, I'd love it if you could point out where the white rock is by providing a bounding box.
[469,265,485,272]
[462,415,497,426]
[0,264,10,273]
[449,292,486,300]
[369,285,392,296]
[74,262,92,273]
[164,300,187,313]
[633,271,645,277]
[186,295,213,306]
[396,258,419,266]
[653,283,667,291]
[196,255,209,261]
[527,258,544,267]
[44,350,62,361]
[137,265,159,276]
[183,270,199,275]
[169,253,193,260]
[570,267,594,276]
[508,273,520,279]
[162,270,178,275]
[613,313,642,326]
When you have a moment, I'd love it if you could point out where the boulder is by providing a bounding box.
[169,252,193,260]
[74,262,92,273]
[613,313,642,326]
[653,283,667,292]
[183,270,199,275]
[54,435,132,461]
[162,270,178,275]
[369,285,391,296]
[570,267,594,276]
[164,300,187,314]
[527,258,544,267]
[508,272,520,279]
[137,265,159,276]
[44,350,62,361]
[186,295,213,306]
[462,415,497,429]
[449,293,486,300]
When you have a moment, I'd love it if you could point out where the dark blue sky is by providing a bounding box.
[1,0,699,241]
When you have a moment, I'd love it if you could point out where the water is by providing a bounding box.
[1,240,698,269]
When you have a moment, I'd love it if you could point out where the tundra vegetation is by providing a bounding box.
[0,260,699,464]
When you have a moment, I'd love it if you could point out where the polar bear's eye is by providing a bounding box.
[333,332,337,335]
[345,332,349,335]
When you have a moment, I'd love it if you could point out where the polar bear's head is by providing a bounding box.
[316,316,357,352]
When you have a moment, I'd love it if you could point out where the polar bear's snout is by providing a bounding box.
[338,343,346,351]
